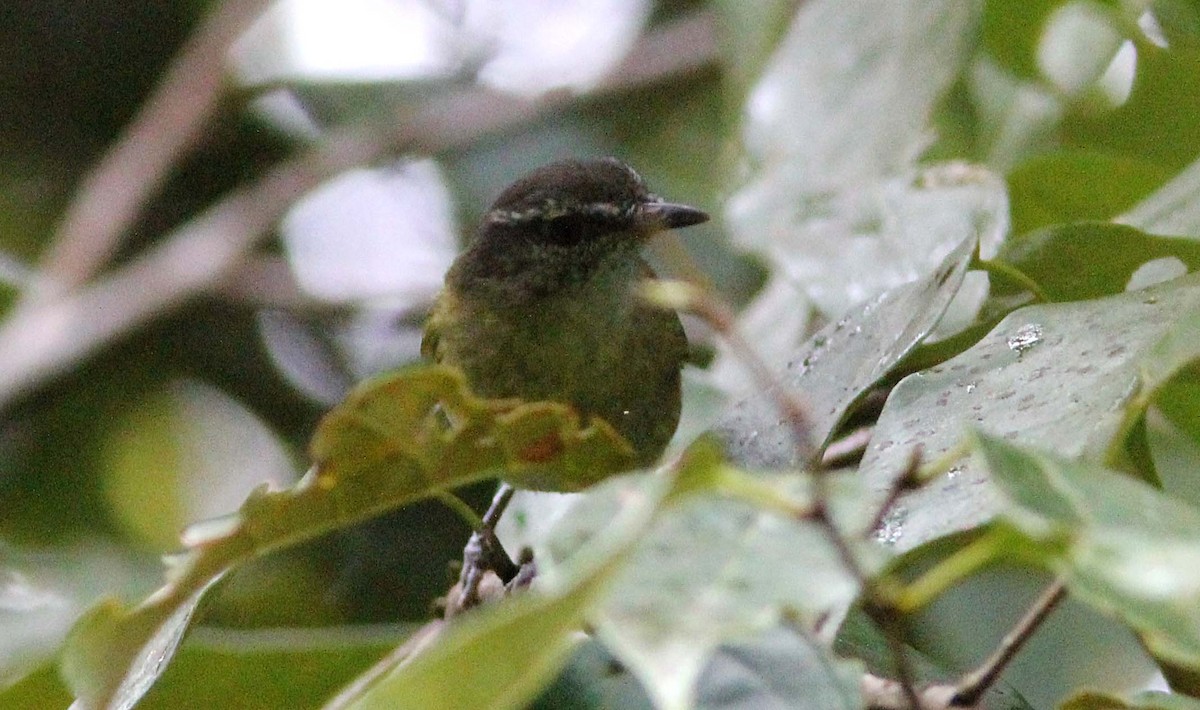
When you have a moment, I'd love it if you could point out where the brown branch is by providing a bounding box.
[0,10,719,410]
[951,579,1067,706]
[0,126,384,408]
[31,0,272,299]
[862,446,923,538]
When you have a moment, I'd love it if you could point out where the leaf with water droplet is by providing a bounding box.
[861,271,1200,550]
[717,232,978,468]
[1005,323,1043,355]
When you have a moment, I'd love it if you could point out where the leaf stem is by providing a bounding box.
[974,258,1053,304]
[893,536,1003,614]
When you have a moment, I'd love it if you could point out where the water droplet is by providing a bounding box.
[965,381,977,394]
[874,505,907,546]
[946,465,962,480]
[1006,323,1043,355]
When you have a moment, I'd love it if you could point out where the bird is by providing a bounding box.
[422,157,709,469]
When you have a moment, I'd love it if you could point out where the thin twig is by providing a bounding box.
[0,11,720,411]
[457,483,518,611]
[31,0,272,300]
[951,579,1067,706]
[685,291,818,466]
[674,283,926,706]
[863,446,923,538]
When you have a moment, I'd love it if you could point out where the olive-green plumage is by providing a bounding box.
[422,158,708,466]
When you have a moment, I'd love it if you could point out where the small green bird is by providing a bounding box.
[422,158,709,467]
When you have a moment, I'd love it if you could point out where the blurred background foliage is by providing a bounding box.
[3,0,1200,707]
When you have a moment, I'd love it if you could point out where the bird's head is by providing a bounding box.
[450,157,708,297]
[481,157,708,247]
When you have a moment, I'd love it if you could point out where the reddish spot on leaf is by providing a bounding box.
[519,432,564,463]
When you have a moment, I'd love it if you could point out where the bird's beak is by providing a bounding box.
[638,201,710,231]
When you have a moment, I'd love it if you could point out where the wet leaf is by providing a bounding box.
[726,0,988,319]
[539,442,871,710]
[717,232,978,469]
[861,272,1200,550]
[330,440,719,710]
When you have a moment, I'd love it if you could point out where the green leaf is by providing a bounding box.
[981,0,1069,80]
[718,232,979,468]
[1064,45,1200,175]
[974,433,1200,668]
[333,442,698,710]
[336,578,591,710]
[1060,690,1200,710]
[540,443,871,710]
[992,222,1200,303]
[0,662,71,710]
[135,625,409,709]
[1007,151,1170,234]
[861,271,1200,550]
[63,578,218,710]
[61,364,636,710]
[694,627,864,710]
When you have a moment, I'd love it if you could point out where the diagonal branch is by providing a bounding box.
[31,0,272,300]
[0,10,719,410]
